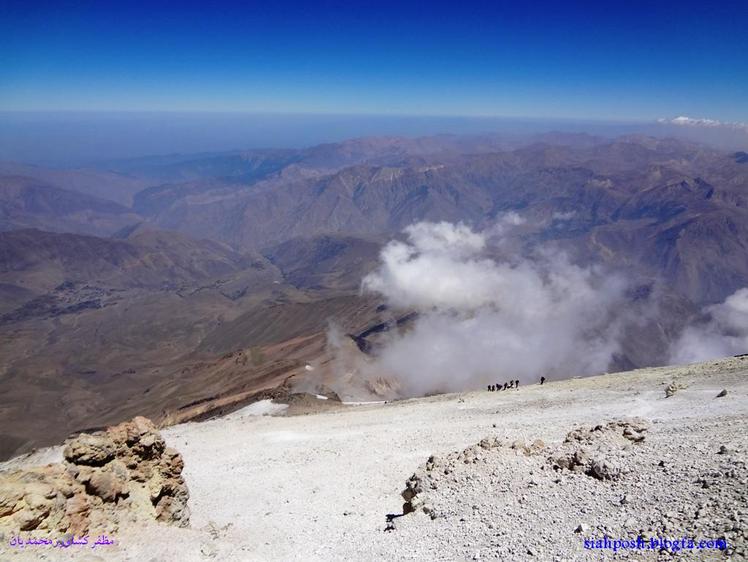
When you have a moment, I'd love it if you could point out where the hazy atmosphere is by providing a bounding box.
[1,1,747,560]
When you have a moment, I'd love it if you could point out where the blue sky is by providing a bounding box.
[1,0,747,121]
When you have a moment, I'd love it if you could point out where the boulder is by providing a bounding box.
[63,434,116,466]
[589,458,621,481]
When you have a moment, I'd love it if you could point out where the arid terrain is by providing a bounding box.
[3,3,747,560]
[2,356,746,560]
[2,132,748,460]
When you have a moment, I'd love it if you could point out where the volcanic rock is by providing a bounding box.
[0,417,189,535]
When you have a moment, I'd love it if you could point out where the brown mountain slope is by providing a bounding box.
[0,175,141,236]
[263,234,383,291]
[0,228,385,459]
[138,137,748,305]
[0,228,265,294]
[0,162,152,206]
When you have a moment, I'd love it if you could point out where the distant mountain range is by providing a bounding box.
[106,134,748,305]
[0,131,747,459]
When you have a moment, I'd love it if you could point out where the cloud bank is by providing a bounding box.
[360,220,630,396]
[669,288,748,364]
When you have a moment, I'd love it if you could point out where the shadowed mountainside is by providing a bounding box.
[0,161,151,206]
[0,176,142,237]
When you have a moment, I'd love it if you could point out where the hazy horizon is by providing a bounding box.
[3,0,746,165]
[0,111,636,165]
[2,110,747,166]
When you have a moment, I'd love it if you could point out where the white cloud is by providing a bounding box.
[658,116,748,131]
[359,221,630,395]
[669,288,748,364]
[361,221,501,310]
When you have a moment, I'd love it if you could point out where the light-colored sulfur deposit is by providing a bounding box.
[0,417,188,536]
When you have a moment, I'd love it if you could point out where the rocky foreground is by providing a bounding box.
[0,356,746,560]
[0,417,188,539]
[397,418,745,559]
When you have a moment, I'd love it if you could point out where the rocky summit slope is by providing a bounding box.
[396,418,744,560]
[0,356,745,560]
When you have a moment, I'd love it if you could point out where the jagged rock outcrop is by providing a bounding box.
[0,417,189,535]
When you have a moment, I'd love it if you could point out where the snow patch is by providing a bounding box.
[224,399,288,420]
